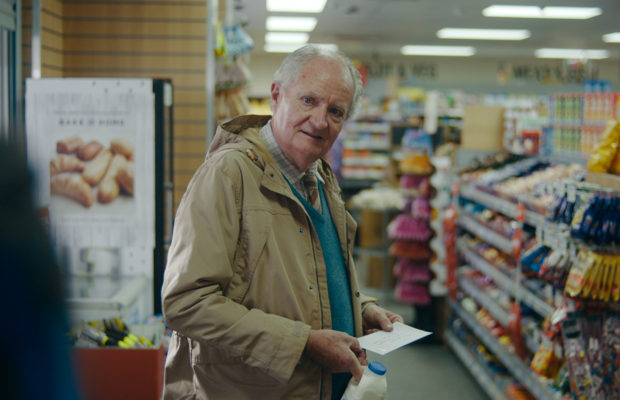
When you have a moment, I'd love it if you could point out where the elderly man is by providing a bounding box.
[162,44,402,399]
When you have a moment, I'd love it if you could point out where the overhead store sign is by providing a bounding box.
[499,61,598,84]
[361,61,437,80]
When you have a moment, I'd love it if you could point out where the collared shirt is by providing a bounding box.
[260,121,323,205]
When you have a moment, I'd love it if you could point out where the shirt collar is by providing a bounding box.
[259,120,321,185]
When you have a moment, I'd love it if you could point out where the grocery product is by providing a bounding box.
[587,119,620,173]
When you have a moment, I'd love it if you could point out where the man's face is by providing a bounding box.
[270,56,354,171]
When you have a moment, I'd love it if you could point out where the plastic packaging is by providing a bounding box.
[341,361,387,400]
[587,119,620,173]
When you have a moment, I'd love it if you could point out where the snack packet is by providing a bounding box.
[565,251,595,297]
[587,119,620,173]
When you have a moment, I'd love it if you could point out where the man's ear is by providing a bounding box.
[270,82,281,106]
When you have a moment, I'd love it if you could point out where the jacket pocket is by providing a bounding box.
[191,340,281,388]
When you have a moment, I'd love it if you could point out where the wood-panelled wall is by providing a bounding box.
[23,0,219,208]
[22,0,65,77]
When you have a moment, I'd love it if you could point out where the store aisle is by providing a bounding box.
[362,287,488,400]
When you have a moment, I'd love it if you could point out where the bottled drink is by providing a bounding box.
[341,361,387,400]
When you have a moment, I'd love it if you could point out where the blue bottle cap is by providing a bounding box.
[368,361,387,376]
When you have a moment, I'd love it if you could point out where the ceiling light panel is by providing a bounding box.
[437,28,530,40]
[401,45,476,57]
[265,43,306,53]
[603,32,620,43]
[535,48,609,60]
[266,17,317,32]
[266,0,327,13]
[265,32,309,44]
[483,5,602,19]
[265,43,338,53]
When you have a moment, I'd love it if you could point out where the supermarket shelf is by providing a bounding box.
[457,239,554,319]
[459,273,510,327]
[460,183,546,226]
[459,271,541,354]
[450,300,560,400]
[444,330,505,400]
[457,212,512,254]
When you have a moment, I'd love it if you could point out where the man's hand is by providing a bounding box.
[362,303,404,334]
[305,330,368,381]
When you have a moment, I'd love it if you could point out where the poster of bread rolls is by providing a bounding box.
[49,136,136,210]
[26,78,155,251]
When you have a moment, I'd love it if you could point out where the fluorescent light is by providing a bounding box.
[603,32,620,43]
[483,5,601,19]
[437,28,530,40]
[542,7,601,19]
[266,17,317,32]
[267,0,327,13]
[483,5,541,18]
[265,43,306,53]
[535,48,609,60]
[265,32,309,44]
[401,45,475,57]
[265,43,338,53]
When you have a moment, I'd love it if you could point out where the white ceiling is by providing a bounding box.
[234,0,620,60]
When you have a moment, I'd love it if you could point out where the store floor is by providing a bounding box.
[360,286,488,400]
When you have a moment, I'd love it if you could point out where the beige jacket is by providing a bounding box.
[161,115,375,399]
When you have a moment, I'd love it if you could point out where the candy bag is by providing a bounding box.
[582,255,602,299]
[587,119,620,173]
[565,251,594,297]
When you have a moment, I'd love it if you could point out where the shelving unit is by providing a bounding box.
[340,121,392,183]
[459,272,510,327]
[459,183,546,226]
[457,212,513,254]
[456,239,554,319]
[445,164,577,399]
[550,92,619,156]
[450,300,560,400]
[458,270,542,354]
[444,330,505,400]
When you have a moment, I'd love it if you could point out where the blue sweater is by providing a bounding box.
[287,179,355,399]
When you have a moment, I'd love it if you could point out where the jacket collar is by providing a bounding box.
[209,114,343,200]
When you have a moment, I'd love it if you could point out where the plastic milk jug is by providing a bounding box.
[341,361,387,400]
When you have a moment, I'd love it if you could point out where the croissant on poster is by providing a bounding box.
[77,140,104,161]
[51,174,94,208]
[97,155,126,204]
[50,154,85,176]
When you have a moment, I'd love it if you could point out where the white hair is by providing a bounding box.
[272,45,363,119]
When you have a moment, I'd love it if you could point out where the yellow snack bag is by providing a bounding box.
[597,256,610,301]
[613,256,620,302]
[610,147,620,174]
[582,255,602,298]
[587,119,620,173]
[603,256,615,302]
[565,251,595,297]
